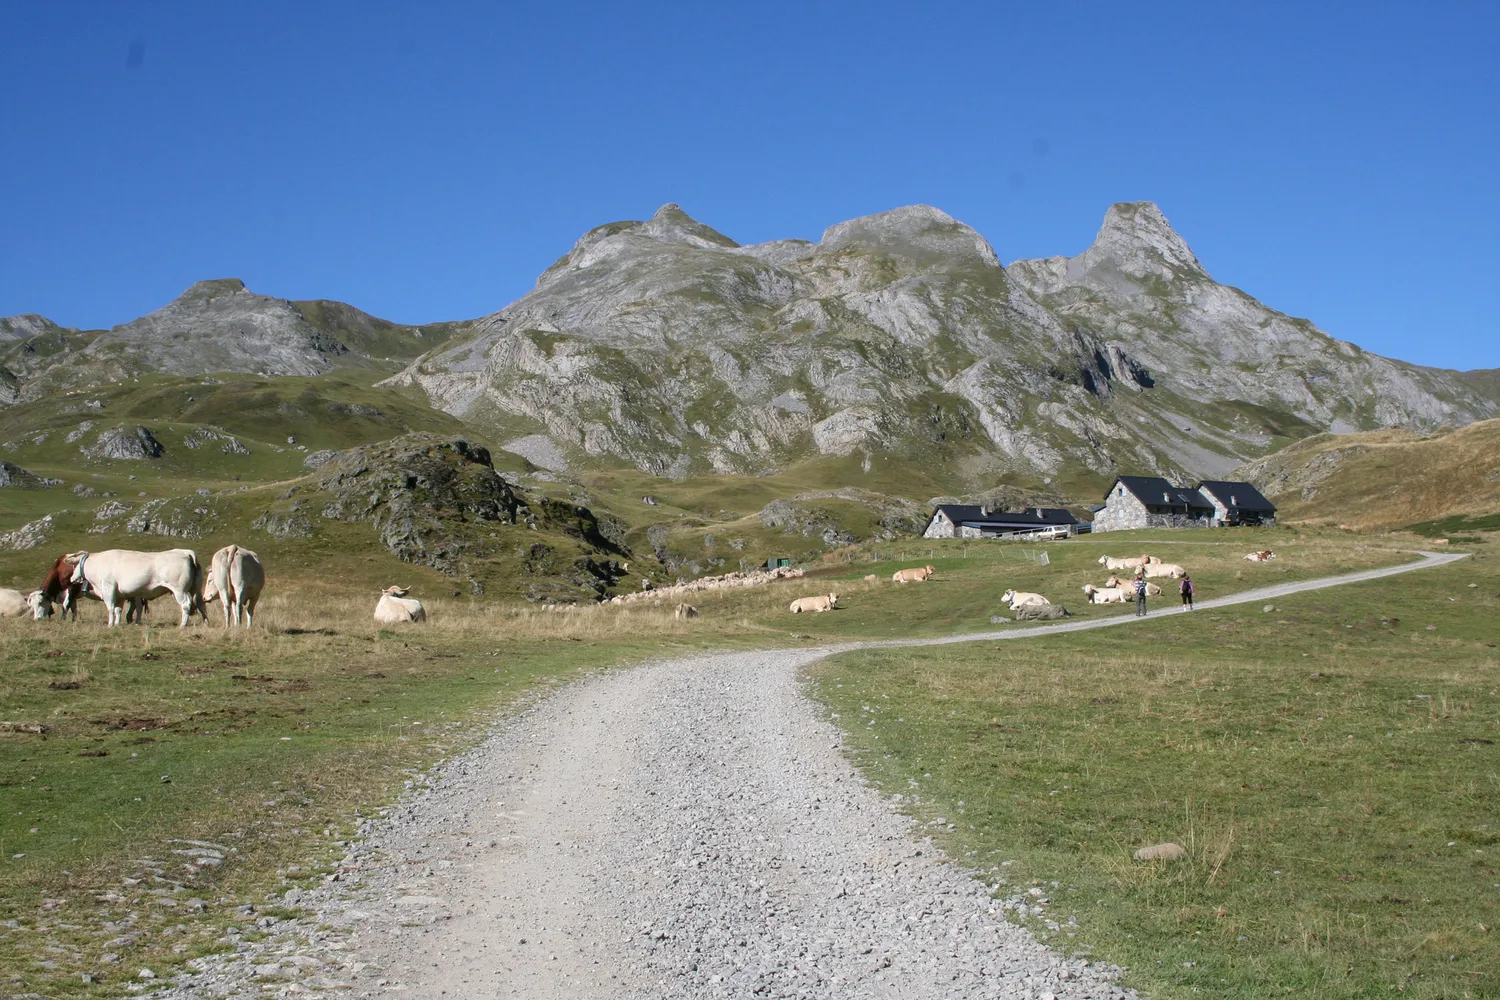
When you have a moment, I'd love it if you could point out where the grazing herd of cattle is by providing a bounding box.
[0,546,266,627]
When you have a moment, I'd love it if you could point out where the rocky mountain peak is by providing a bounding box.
[818,205,1001,268]
[643,204,740,249]
[1080,201,1204,280]
[0,314,68,341]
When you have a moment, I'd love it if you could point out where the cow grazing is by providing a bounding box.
[203,544,265,628]
[375,586,426,623]
[35,554,87,620]
[67,549,204,627]
[790,593,839,613]
[892,565,936,584]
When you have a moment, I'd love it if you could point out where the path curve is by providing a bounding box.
[167,550,1466,1000]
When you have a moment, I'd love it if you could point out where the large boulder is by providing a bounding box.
[1015,604,1072,622]
[82,425,165,460]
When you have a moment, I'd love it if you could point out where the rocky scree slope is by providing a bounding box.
[384,202,1497,483]
[0,279,467,404]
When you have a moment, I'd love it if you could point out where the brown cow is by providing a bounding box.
[33,554,149,622]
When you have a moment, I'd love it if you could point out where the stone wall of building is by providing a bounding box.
[923,511,956,539]
[1092,491,1149,532]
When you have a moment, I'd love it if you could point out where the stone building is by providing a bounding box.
[1092,476,1215,532]
[1196,480,1277,526]
[1092,476,1275,531]
[923,505,1081,539]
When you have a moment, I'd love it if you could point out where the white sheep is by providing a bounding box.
[1001,589,1050,610]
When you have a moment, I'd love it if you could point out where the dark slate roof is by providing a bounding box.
[1112,476,1214,511]
[1196,480,1277,513]
[932,504,1079,526]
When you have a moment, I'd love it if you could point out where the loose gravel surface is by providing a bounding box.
[163,551,1462,1000]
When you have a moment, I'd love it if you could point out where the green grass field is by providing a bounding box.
[0,527,1430,996]
[811,544,1499,999]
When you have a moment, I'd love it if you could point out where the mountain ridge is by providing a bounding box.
[4,201,1496,491]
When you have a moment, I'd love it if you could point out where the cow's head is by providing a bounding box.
[1097,555,1108,565]
[1002,589,1016,602]
[827,593,839,606]
[26,590,52,620]
[65,551,88,584]
[925,565,935,574]
[384,585,410,597]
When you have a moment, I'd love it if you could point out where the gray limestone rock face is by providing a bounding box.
[82,425,165,460]
[385,201,1496,482]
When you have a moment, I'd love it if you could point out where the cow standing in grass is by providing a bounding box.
[67,549,204,627]
[203,544,265,628]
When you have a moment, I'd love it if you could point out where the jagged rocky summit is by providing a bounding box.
[382,202,1498,482]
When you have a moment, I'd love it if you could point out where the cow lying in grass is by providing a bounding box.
[790,594,838,613]
[375,586,426,623]
[892,566,935,584]
[1001,589,1050,610]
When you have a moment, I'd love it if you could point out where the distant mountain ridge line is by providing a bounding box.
[3,201,1497,487]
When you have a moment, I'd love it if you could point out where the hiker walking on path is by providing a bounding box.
[1133,573,1148,616]
[1180,573,1194,610]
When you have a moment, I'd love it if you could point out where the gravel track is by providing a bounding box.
[165,551,1463,999]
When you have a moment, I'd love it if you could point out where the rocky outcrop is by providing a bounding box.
[182,425,251,455]
[0,513,59,551]
[82,425,165,460]
[253,434,627,597]
[0,460,51,488]
[383,202,1497,484]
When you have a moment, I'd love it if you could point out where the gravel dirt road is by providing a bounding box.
[166,551,1463,999]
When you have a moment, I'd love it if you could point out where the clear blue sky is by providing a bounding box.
[2,2,1496,370]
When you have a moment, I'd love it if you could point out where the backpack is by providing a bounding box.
[1133,578,1146,597]
[1180,578,1192,595]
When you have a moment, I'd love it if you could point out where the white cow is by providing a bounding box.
[375,586,426,623]
[202,544,265,628]
[1142,561,1188,579]
[67,549,203,627]
[1082,584,1130,604]
[0,587,30,617]
[1001,589,1051,610]
[1098,554,1152,571]
[1105,575,1160,596]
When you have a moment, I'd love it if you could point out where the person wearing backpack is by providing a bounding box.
[1179,573,1194,610]
[1133,573,1148,616]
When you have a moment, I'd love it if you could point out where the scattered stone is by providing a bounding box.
[1262,605,1275,613]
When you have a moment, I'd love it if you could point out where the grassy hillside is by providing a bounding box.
[812,548,1498,1000]
[1235,419,1500,534]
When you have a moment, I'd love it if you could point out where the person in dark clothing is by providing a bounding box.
[1133,574,1148,616]
[1179,574,1194,609]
